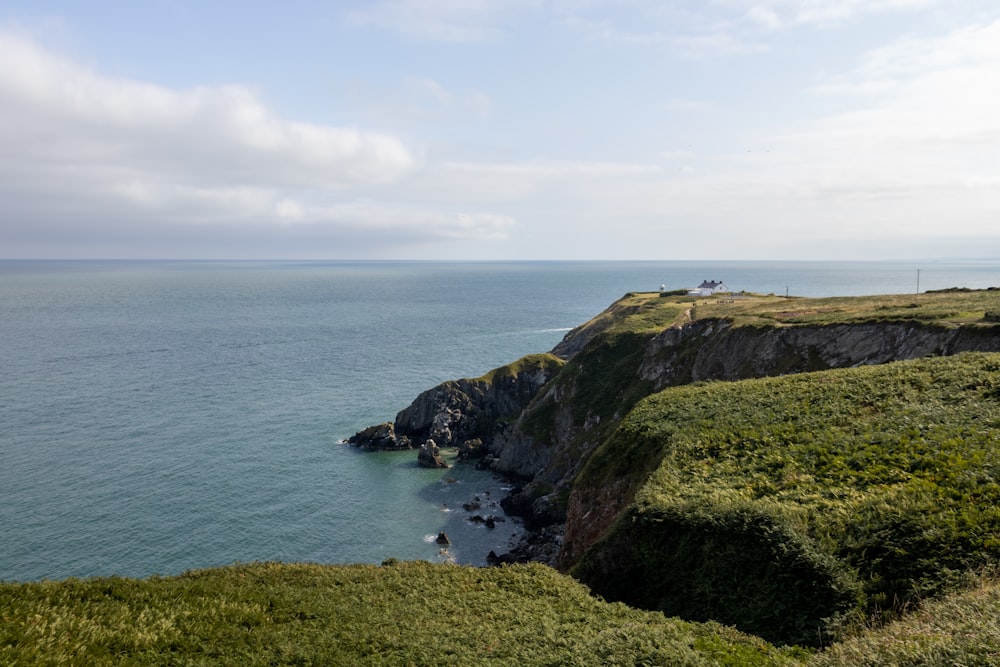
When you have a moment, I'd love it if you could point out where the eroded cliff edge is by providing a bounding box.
[349,290,1000,570]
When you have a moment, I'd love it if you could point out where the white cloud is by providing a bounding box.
[801,19,1000,149]
[653,17,1000,242]
[721,0,942,29]
[0,31,415,191]
[0,29,527,255]
[673,30,770,58]
[344,0,540,42]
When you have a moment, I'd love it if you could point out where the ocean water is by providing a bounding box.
[3,259,1000,583]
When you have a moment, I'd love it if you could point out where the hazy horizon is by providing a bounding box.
[2,2,999,261]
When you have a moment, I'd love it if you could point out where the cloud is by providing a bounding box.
[344,0,539,43]
[800,19,1000,152]
[0,30,523,255]
[652,17,1000,241]
[0,30,415,191]
[726,0,942,29]
[672,29,770,58]
[393,17,1000,254]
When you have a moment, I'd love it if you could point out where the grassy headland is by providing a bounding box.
[6,289,1000,663]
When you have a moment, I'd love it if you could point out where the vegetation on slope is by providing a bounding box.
[572,352,1000,647]
[471,352,565,387]
[0,561,805,666]
[807,575,1000,666]
[523,295,689,441]
[528,288,1000,455]
[686,290,1000,327]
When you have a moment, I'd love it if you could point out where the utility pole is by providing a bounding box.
[916,269,920,295]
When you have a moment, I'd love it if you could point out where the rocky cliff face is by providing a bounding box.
[349,292,1000,570]
[348,353,564,462]
[558,318,1000,566]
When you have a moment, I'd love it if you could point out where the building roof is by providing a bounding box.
[696,280,726,289]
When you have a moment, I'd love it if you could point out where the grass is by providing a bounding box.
[687,291,1000,327]
[574,289,1000,330]
[5,561,999,664]
[807,575,1000,666]
[572,352,1000,646]
[535,289,1000,447]
[470,353,565,385]
[0,561,806,666]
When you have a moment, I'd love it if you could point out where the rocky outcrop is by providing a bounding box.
[417,439,448,468]
[348,354,564,456]
[347,422,411,450]
[638,318,1000,390]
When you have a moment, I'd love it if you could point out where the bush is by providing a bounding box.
[572,353,1000,646]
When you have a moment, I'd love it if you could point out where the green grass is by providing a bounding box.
[807,575,1000,666]
[6,561,999,664]
[470,353,565,385]
[572,352,1000,646]
[689,291,1000,327]
[0,561,805,666]
[573,289,1000,330]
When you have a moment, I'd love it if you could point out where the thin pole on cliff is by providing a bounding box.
[917,269,920,295]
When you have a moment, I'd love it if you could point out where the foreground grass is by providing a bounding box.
[808,577,1000,666]
[573,352,1000,646]
[0,561,804,666]
[6,561,999,666]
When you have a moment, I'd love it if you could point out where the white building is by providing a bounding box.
[688,280,729,296]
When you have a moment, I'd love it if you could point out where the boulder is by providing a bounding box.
[417,439,449,469]
[458,437,486,460]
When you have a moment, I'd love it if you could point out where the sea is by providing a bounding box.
[3,259,1000,583]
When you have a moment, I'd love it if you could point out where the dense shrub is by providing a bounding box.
[573,353,1000,646]
[0,561,804,666]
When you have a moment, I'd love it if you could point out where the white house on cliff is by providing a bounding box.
[688,280,729,296]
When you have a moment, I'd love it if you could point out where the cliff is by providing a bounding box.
[348,353,564,462]
[349,289,1000,643]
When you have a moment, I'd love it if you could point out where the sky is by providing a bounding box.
[1,1,999,260]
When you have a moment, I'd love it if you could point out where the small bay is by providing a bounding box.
[2,259,1000,582]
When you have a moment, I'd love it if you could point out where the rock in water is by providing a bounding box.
[346,422,411,450]
[417,439,449,469]
[436,531,450,545]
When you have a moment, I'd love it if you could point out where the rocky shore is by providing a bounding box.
[348,290,1000,571]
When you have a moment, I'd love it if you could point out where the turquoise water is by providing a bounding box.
[3,259,1000,582]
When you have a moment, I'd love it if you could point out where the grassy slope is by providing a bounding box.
[807,576,1000,666]
[572,352,1000,646]
[4,562,998,665]
[538,288,1000,451]
[0,561,805,666]
[471,352,565,386]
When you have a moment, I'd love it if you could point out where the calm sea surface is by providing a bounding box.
[3,259,1000,582]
